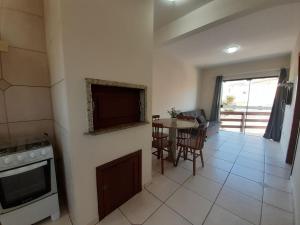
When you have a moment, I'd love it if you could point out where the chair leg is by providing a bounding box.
[176,147,183,166]
[160,148,164,174]
[157,148,160,159]
[193,149,196,176]
[200,150,204,168]
[184,147,188,160]
[171,146,176,166]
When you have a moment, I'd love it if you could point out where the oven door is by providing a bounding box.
[0,160,51,211]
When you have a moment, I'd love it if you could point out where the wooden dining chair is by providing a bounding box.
[152,115,168,140]
[176,115,196,159]
[176,115,195,137]
[152,122,174,174]
[152,115,160,121]
[176,122,208,176]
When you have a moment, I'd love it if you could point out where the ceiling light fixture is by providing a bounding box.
[223,45,240,54]
[168,0,176,2]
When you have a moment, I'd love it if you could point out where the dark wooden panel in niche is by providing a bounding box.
[96,150,142,220]
[91,84,141,130]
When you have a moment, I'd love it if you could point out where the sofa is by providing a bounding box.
[179,109,220,137]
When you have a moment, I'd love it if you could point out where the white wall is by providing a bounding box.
[45,1,154,225]
[284,32,300,225]
[44,0,76,219]
[153,50,200,117]
[198,55,291,117]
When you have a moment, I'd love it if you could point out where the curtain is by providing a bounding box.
[264,68,288,142]
[210,76,223,121]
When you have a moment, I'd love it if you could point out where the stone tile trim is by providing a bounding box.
[0,79,11,91]
[9,46,47,55]
[0,7,43,18]
[0,54,2,79]
[85,78,148,134]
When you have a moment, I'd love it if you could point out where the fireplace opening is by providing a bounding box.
[86,79,147,133]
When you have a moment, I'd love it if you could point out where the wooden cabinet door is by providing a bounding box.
[96,150,142,220]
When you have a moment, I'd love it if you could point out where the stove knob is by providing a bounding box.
[3,157,11,164]
[17,155,24,161]
[29,152,36,158]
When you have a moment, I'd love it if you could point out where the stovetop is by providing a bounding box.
[0,140,50,157]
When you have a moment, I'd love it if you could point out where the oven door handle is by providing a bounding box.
[0,161,48,178]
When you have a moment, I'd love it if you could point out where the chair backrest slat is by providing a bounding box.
[152,115,160,134]
[152,122,166,148]
[152,122,165,138]
[193,122,208,150]
[177,115,195,143]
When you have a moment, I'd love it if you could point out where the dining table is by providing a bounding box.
[154,118,199,162]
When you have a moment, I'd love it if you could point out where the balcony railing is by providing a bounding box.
[220,110,271,133]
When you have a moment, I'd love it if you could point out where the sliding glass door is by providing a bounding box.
[220,77,278,135]
[221,80,250,133]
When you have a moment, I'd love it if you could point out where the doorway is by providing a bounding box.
[220,77,278,135]
[287,54,300,164]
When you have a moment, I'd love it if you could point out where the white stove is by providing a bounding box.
[0,139,60,225]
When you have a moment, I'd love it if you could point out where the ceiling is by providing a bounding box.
[154,0,212,30]
[161,2,300,68]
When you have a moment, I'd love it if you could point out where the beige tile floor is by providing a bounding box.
[37,131,294,225]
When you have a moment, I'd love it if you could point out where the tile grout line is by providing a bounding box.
[5,84,51,88]
[145,173,184,204]
[6,118,53,124]
[143,161,194,225]
[163,203,194,225]
[200,142,245,225]
[162,167,192,186]
[262,201,295,214]
[175,139,232,225]
[146,150,206,225]
[259,144,266,225]
[123,134,292,225]
[226,144,266,203]
[262,145,295,215]
[1,53,12,142]
[51,78,65,88]
[117,207,134,225]
[160,172,199,225]
[243,140,294,223]
[1,7,44,18]
[123,181,186,225]
[183,134,288,224]
[214,138,274,225]
[211,142,262,225]
[5,46,46,54]
[119,155,193,225]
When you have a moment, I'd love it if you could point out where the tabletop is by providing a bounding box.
[154,118,198,129]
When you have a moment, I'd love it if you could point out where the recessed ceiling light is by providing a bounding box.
[168,0,176,2]
[223,45,240,54]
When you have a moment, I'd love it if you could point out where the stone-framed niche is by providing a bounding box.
[85,78,147,134]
